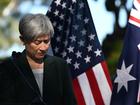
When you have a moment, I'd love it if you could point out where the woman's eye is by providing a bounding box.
[44,40,50,44]
[34,40,41,45]
[33,40,50,45]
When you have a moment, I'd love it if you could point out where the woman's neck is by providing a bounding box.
[26,55,44,70]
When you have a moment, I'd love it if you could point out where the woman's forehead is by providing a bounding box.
[35,34,50,40]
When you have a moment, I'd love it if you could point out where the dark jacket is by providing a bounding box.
[0,51,77,105]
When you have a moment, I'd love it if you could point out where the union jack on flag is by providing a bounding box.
[110,0,140,104]
[46,0,112,105]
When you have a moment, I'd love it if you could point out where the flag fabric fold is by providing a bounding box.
[46,0,112,105]
[110,0,140,104]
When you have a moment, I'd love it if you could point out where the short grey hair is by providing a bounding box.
[19,13,54,41]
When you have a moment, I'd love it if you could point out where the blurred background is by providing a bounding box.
[0,0,133,78]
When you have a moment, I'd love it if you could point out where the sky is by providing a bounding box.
[87,0,133,43]
[87,0,114,44]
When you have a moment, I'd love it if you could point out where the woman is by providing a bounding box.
[0,13,77,105]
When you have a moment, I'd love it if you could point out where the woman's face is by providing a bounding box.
[25,35,50,62]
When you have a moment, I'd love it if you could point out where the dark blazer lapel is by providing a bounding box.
[42,55,49,98]
[43,55,54,100]
[42,55,64,104]
[13,51,41,96]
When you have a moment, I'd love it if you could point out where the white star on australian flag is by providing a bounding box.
[114,60,136,93]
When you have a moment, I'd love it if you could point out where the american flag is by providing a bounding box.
[110,0,140,105]
[46,0,112,105]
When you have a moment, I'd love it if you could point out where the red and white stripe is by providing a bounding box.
[73,61,112,105]
[129,0,140,27]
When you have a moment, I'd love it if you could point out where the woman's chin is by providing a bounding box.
[35,54,45,60]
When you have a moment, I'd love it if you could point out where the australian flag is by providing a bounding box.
[110,0,140,105]
[47,0,112,105]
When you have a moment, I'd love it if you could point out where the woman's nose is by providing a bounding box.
[39,42,49,51]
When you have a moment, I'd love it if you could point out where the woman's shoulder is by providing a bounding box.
[0,57,12,75]
[0,57,11,66]
[0,51,22,69]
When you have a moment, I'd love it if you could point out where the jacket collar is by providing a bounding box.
[12,50,41,96]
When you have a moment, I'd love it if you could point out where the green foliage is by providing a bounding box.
[0,34,10,48]
[105,40,123,78]
[0,0,11,16]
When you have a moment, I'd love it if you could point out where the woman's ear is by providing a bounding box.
[19,36,24,41]
[19,35,25,45]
